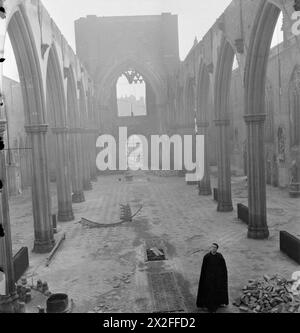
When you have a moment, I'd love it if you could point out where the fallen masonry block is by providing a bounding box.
[280,231,300,265]
[45,233,66,267]
[237,203,249,225]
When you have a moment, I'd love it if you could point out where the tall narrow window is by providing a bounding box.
[116,69,147,117]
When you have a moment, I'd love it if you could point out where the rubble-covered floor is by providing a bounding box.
[8,172,300,313]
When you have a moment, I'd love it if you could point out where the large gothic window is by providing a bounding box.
[265,81,274,143]
[116,69,147,117]
[288,66,300,147]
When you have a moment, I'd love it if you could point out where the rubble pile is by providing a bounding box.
[233,275,300,313]
[16,278,32,304]
[16,278,52,304]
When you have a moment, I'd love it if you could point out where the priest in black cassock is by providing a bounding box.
[196,243,229,313]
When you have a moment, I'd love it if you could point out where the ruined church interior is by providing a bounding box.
[0,0,299,315]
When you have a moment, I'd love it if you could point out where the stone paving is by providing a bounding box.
[8,172,300,313]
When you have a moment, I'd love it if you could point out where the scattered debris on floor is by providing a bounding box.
[120,204,133,222]
[233,274,300,313]
[88,273,134,313]
[147,247,166,261]
[291,271,300,296]
[45,233,66,267]
[80,205,143,228]
[16,277,52,306]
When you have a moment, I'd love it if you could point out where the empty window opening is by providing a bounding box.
[117,69,147,117]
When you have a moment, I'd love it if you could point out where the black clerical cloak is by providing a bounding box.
[196,252,229,311]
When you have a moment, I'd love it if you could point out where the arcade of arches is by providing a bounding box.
[0,0,299,313]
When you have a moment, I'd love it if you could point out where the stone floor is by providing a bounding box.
[8,171,300,313]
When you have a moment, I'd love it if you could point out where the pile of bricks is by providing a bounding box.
[233,275,300,313]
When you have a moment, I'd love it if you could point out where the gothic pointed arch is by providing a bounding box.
[7,5,46,124]
[46,44,67,127]
[98,58,165,106]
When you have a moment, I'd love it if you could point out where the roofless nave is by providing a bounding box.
[0,0,299,313]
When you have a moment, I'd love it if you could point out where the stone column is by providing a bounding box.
[52,127,74,222]
[24,124,55,253]
[176,126,196,181]
[0,120,19,313]
[214,119,233,212]
[198,121,212,196]
[89,129,97,182]
[82,129,92,191]
[69,128,85,203]
[244,114,269,239]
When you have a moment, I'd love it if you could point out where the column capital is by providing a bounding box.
[244,114,266,124]
[25,124,48,134]
[197,121,210,128]
[214,119,230,127]
[174,126,196,135]
[69,128,82,134]
[85,128,99,134]
[51,127,69,134]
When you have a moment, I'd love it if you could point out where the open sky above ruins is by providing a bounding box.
[3,0,283,82]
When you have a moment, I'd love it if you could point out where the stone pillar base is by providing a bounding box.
[33,239,55,254]
[186,180,198,186]
[178,170,186,178]
[91,174,98,183]
[72,191,85,204]
[248,226,269,240]
[58,210,75,222]
[198,184,212,196]
[289,184,300,198]
[217,201,233,212]
[0,294,21,313]
[83,181,93,191]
